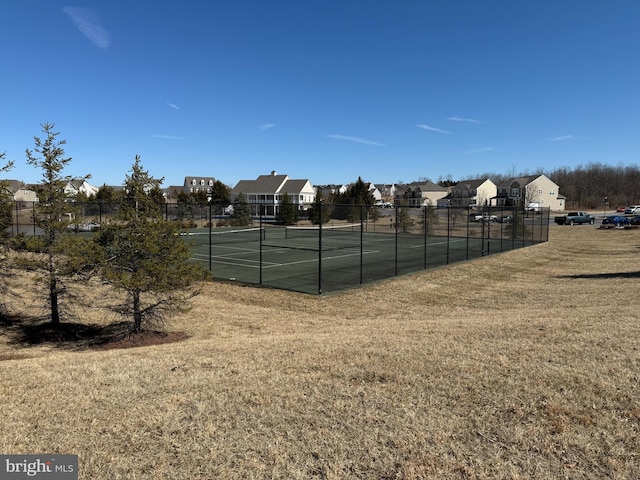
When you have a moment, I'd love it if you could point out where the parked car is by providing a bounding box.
[616,206,628,213]
[630,216,640,225]
[601,215,630,227]
[476,213,497,222]
[624,205,640,214]
[496,215,513,223]
[554,212,596,225]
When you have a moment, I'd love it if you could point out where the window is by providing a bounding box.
[549,190,555,195]
[200,180,205,186]
[538,189,543,195]
[208,180,213,186]
[192,179,196,185]
[510,188,519,197]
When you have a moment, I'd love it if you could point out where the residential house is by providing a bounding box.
[231,171,316,216]
[64,179,99,198]
[395,181,448,207]
[367,183,382,202]
[164,186,184,203]
[377,183,398,202]
[496,175,564,211]
[3,180,38,205]
[183,176,217,197]
[449,178,497,208]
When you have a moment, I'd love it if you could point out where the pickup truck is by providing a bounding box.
[554,211,596,225]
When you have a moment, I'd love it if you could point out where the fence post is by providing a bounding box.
[360,205,364,285]
[466,206,470,260]
[318,200,323,295]
[446,205,451,264]
[208,201,213,273]
[259,204,263,285]
[423,206,427,270]
[394,204,398,276]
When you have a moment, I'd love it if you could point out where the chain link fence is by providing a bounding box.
[7,201,549,294]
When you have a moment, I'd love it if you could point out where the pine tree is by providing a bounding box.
[95,156,207,333]
[0,152,15,315]
[309,191,330,225]
[26,123,92,325]
[0,152,14,245]
[275,192,298,225]
[231,193,251,226]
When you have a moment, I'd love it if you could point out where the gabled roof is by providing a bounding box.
[408,181,447,192]
[454,178,491,190]
[231,174,289,194]
[281,179,312,194]
[183,176,216,187]
[498,175,543,188]
[3,180,25,194]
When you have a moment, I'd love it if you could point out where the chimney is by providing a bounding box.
[271,170,277,176]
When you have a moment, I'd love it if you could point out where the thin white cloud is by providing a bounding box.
[416,124,452,134]
[327,135,385,147]
[548,134,575,141]
[150,134,186,140]
[448,116,482,124]
[467,147,495,154]
[63,7,110,49]
[259,123,275,131]
[166,102,180,110]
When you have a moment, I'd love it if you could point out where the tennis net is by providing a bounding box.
[285,223,362,239]
[184,227,265,246]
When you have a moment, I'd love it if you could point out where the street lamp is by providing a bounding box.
[603,196,608,219]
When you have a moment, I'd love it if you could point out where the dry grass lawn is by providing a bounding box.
[1,226,639,479]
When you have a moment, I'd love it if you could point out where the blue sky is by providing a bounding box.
[1,1,638,189]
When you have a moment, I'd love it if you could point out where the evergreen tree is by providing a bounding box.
[26,123,92,325]
[275,193,298,225]
[331,177,376,222]
[395,201,415,233]
[309,191,330,225]
[419,204,439,235]
[95,156,207,333]
[210,180,230,205]
[230,193,251,226]
[0,152,15,315]
[0,152,14,245]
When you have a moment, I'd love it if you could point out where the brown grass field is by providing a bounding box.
[1,225,639,479]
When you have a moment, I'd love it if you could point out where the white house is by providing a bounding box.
[231,171,316,216]
[64,179,99,198]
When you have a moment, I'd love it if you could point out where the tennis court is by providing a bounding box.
[185,217,542,294]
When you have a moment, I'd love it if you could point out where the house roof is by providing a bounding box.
[280,179,311,194]
[183,176,216,187]
[454,178,491,190]
[498,175,543,188]
[232,174,289,194]
[408,181,447,192]
[3,180,24,194]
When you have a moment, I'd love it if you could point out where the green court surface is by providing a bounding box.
[184,225,529,294]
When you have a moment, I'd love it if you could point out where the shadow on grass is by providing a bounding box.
[558,271,640,280]
[0,313,189,352]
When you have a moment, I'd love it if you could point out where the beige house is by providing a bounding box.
[231,171,315,216]
[496,175,564,211]
[449,178,497,207]
[4,180,38,205]
[395,181,448,207]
